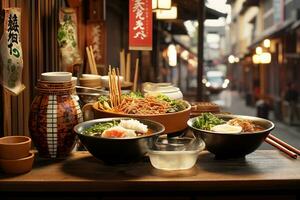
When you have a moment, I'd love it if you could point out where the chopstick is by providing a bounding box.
[89,46,98,75]
[265,137,298,159]
[268,134,300,155]
[120,49,126,78]
[86,46,98,75]
[108,66,122,107]
[126,52,131,82]
[86,47,94,73]
[133,58,139,92]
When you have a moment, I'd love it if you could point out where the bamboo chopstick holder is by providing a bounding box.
[268,134,300,155]
[265,137,297,159]
[133,58,139,92]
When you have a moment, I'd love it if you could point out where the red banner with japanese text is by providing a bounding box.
[129,0,152,51]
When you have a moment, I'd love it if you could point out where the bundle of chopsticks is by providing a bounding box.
[119,49,139,92]
[86,45,98,75]
[108,66,122,107]
[265,134,300,159]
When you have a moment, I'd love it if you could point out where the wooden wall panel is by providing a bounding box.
[1,0,65,136]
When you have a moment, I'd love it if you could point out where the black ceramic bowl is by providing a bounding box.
[74,117,165,164]
[187,114,275,159]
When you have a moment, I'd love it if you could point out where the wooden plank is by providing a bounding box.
[3,90,12,136]
[21,0,31,136]
[0,1,3,137]
[0,150,299,192]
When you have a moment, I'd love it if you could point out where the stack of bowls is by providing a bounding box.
[143,82,183,100]
[0,136,34,174]
[79,74,102,88]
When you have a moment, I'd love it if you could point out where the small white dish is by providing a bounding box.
[41,72,72,82]
[148,137,205,171]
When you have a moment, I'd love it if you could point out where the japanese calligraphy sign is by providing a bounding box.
[129,0,152,51]
[0,8,25,95]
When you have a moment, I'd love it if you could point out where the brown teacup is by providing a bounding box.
[0,136,31,160]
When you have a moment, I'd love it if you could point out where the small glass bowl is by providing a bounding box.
[147,136,205,171]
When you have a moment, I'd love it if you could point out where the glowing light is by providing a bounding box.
[152,0,172,11]
[156,6,177,19]
[228,55,235,64]
[263,39,271,48]
[180,50,189,60]
[252,53,272,64]
[188,58,197,67]
[205,82,211,87]
[222,82,228,88]
[234,57,240,63]
[256,46,263,55]
[260,52,271,64]
[167,44,177,67]
[252,54,260,64]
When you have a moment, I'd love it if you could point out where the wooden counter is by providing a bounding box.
[0,150,299,199]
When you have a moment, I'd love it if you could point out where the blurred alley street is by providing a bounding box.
[212,90,300,150]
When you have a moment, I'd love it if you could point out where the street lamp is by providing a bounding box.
[263,39,271,48]
[228,55,235,64]
[252,54,260,64]
[252,53,271,64]
[234,57,240,63]
[255,46,263,55]
[167,44,177,67]
[260,52,271,64]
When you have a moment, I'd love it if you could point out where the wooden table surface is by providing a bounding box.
[0,150,299,193]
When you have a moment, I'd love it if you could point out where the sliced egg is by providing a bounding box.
[211,124,242,134]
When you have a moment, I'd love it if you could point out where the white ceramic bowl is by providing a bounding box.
[41,72,72,82]
[147,136,205,170]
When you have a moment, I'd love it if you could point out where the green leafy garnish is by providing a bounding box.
[83,121,119,136]
[193,113,225,130]
[125,91,143,98]
[156,94,187,113]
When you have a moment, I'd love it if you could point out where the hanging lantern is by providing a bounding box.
[152,0,172,11]
[156,6,177,19]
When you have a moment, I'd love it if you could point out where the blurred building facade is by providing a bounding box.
[227,0,300,121]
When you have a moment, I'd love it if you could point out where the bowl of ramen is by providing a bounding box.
[82,93,191,134]
[187,113,275,159]
[74,117,165,164]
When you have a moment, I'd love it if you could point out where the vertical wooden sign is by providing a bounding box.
[129,0,152,51]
